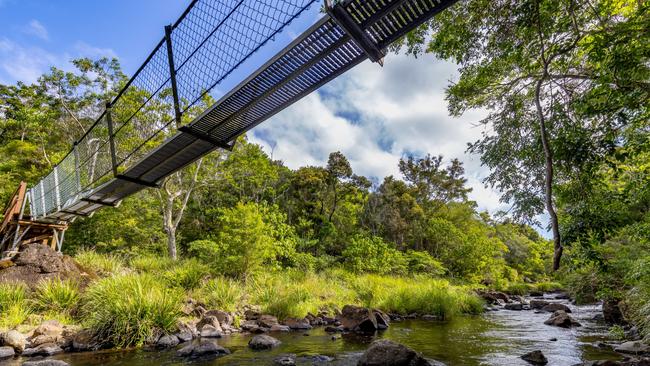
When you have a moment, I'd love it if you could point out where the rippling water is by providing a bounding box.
[7,294,623,366]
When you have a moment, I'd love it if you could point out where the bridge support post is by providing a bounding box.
[165,25,182,127]
[105,103,119,177]
[73,142,82,192]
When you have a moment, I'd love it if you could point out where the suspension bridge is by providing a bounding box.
[0,0,456,255]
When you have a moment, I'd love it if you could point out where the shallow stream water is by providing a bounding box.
[6,294,623,366]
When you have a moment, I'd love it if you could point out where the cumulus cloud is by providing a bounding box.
[0,38,62,84]
[24,20,49,41]
[74,42,118,59]
[249,52,508,214]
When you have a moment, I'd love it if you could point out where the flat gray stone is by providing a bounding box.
[248,334,281,350]
[22,361,71,366]
[0,346,15,359]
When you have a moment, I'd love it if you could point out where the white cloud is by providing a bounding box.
[74,42,117,59]
[249,52,509,214]
[0,38,62,84]
[24,20,49,41]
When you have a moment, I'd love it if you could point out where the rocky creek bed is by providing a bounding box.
[1,292,649,366]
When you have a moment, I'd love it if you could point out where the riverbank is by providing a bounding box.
[2,245,649,365]
[2,292,648,365]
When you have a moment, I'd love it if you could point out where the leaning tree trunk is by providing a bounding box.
[535,76,563,271]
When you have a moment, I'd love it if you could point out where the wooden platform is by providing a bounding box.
[1,182,67,256]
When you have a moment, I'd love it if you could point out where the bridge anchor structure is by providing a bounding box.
[0,183,68,259]
[2,0,457,256]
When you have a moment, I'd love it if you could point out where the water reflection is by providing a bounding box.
[8,296,623,366]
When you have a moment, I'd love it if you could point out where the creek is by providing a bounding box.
[8,294,623,366]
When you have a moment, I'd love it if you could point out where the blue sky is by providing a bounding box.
[0,0,551,234]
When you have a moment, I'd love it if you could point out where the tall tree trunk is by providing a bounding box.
[166,226,177,260]
[535,76,563,271]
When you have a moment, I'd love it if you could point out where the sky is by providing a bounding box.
[0,0,522,223]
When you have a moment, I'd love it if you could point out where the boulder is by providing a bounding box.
[478,291,510,305]
[258,315,279,328]
[241,320,261,332]
[176,331,193,343]
[71,330,100,352]
[544,310,581,328]
[200,324,222,338]
[248,334,281,350]
[0,346,15,359]
[521,350,548,365]
[22,343,63,357]
[554,293,571,300]
[529,291,544,297]
[274,354,297,366]
[32,320,64,338]
[541,303,571,313]
[177,339,230,358]
[197,316,222,332]
[156,334,180,348]
[0,244,84,288]
[339,305,387,332]
[357,339,432,366]
[244,309,260,320]
[270,325,290,332]
[28,335,59,348]
[205,310,233,327]
[614,341,650,355]
[374,309,390,330]
[22,361,71,366]
[282,317,312,330]
[505,303,524,311]
[421,315,442,321]
[2,330,26,352]
[604,300,626,325]
[530,300,549,310]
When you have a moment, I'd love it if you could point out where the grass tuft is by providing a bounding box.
[0,283,31,329]
[75,249,126,277]
[82,273,182,347]
[33,278,80,314]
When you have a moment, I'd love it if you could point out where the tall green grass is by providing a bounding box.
[193,277,245,312]
[33,278,80,314]
[74,249,126,277]
[353,275,484,319]
[162,258,210,290]
[0,283,31,329]
[82,273,182,347]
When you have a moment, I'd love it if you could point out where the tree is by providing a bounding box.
[397,0,649,270]
[399,154,471,204]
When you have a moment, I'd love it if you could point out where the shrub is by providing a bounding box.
[82,273,182,347]
[33,279,80,314]
[74,249,125,276]
[186,240,219,265]
[342,234,407,274]
[403,250,446,275]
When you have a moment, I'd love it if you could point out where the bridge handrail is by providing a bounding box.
[29,0,318,219]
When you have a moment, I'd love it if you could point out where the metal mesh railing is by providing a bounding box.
[27,0,458,220]
[28,0,317,219]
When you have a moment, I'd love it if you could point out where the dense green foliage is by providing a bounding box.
[397,0,648,337]
[0,0,647,343]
